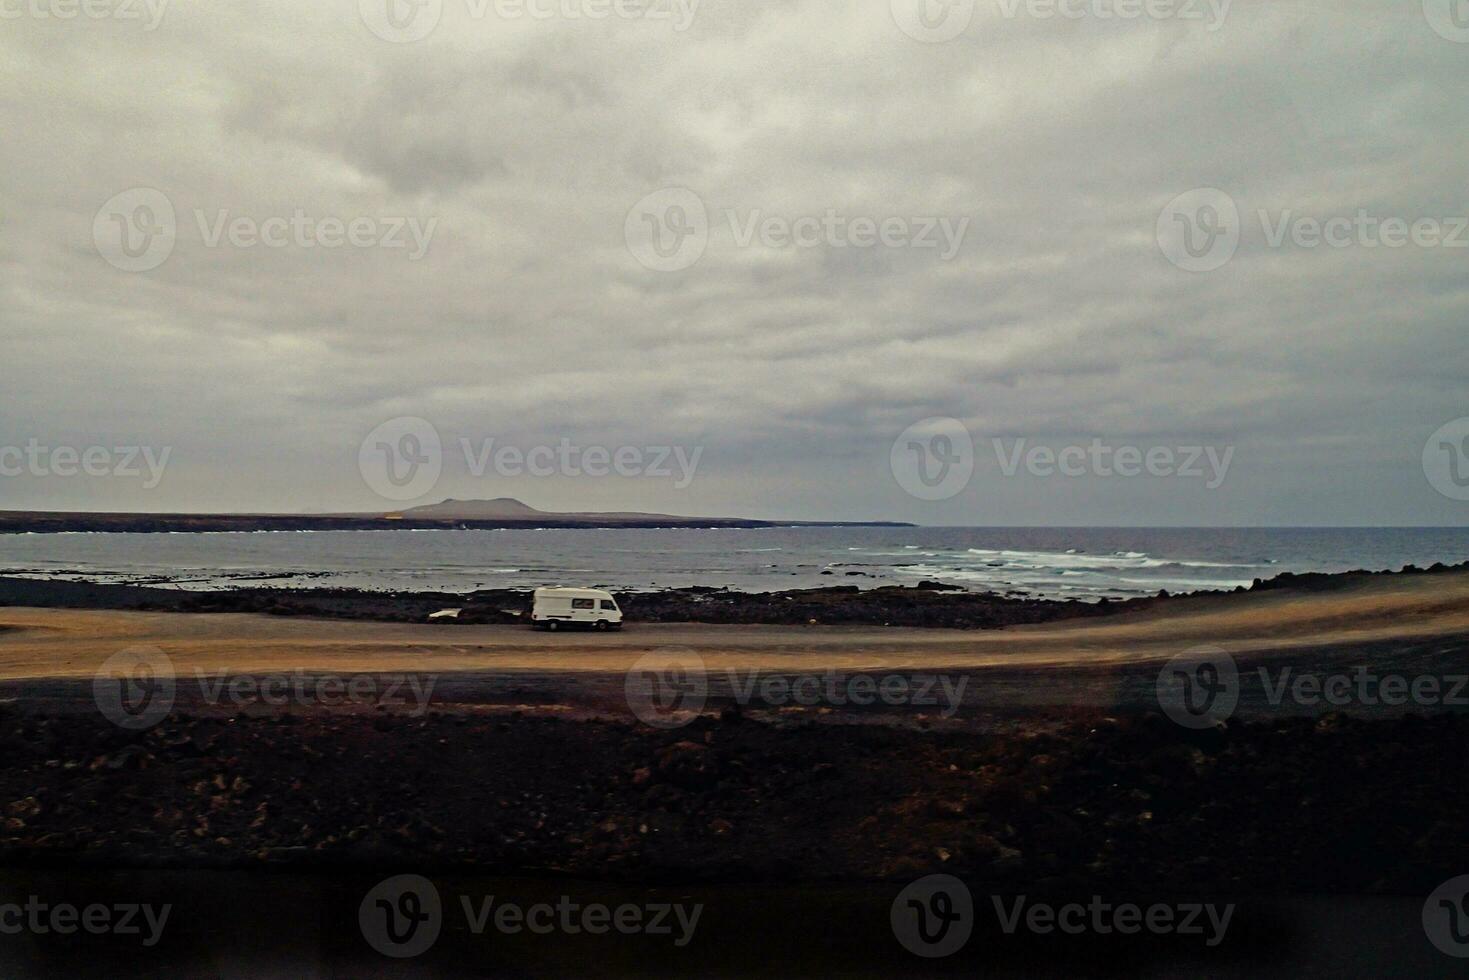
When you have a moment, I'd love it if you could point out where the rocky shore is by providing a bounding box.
[0,576,1137,628]
[2,560,1465,629]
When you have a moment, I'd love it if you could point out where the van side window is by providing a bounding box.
[600,600,617,610]
[571,598,595,610]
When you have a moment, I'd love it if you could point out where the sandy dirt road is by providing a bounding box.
[2,571,1468,681]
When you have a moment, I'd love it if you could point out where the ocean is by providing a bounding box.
[2,526,1468,601]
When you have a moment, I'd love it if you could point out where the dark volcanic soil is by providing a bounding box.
[1,700,1466,895]
[0,575,1147,628]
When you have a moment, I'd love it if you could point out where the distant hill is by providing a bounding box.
[387,498,719,524]
[390,497,547,520]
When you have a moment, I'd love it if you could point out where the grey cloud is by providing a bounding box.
[0,0,1465,523]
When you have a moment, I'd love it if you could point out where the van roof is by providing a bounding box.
[533,587,614,598]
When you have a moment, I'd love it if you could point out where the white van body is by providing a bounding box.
[531,587,623,630]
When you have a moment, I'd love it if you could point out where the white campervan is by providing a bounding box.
[531,587,623,630]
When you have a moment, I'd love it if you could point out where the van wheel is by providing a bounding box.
[547,620,560,632]
[593,620,609,631]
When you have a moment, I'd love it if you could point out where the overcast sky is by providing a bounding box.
[1,0,1466,525]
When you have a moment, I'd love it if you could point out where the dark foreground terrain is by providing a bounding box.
[2,697,1465,893]
[2,697,1468,976]
[4,564,1469,975]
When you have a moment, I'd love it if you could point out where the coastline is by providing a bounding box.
[0,510,912,534]
[1,559,1465,629]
